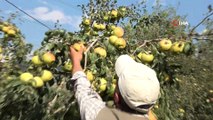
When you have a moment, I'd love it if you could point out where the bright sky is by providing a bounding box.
[0,0,212,50]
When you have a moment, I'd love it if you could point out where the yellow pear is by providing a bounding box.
[138,52,154,63]
[99,24,106,30]
[31,76,44,88]
[113,27,124,37]
[159,38,172,50]
[2,26,10,33]
[171,41,185,53]
[111,9,118,18]
[42,52,56,64]
[83,18,91,25]
[115,38,126,49]
[41,70,53,82]
[20,72,33,82]
[73,42,85,51]
[31,55,43,65]
[86,71,94,82]
[99,78,107,92]
[63,60,72,71]
[94,47,107,58]
[7,29,16,36]
[109,35,118,44]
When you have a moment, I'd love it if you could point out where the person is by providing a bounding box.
[69,46,160,120]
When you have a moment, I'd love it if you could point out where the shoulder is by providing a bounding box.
[96,107,149,120]
[95,107,116,120]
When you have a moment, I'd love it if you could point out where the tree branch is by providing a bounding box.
[53,106,65,114]
[190,12,213,35]
[47,95,58,114]
[190,32,213,37]
[132,40,147,55]
[53,99,76,114]
[192,37,213,41]
[46,80,65,114]
[132,38,161,55]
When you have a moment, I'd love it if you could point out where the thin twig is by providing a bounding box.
[85,39,99,53]
[48,95,58,106]
[83,38,99,71]
[53,106,65,114]
[132,38,161,55]
[190,12,213,35]
[47,95,58,114]
[53,99,76,114]
[132,40,148,55]
[191,33,213,37]
[192,37,213,41]
[46,80,65,114]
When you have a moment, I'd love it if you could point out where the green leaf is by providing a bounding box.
[44,43,55,50]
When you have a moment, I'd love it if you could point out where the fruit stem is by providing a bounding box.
[132,38,162,55]
[84,38,99,71]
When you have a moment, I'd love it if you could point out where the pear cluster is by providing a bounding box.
[159,38,189,53]
[19,52,56,88]
[137,38,191,63]
[19,70,53,88]
[0,22,20,37]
